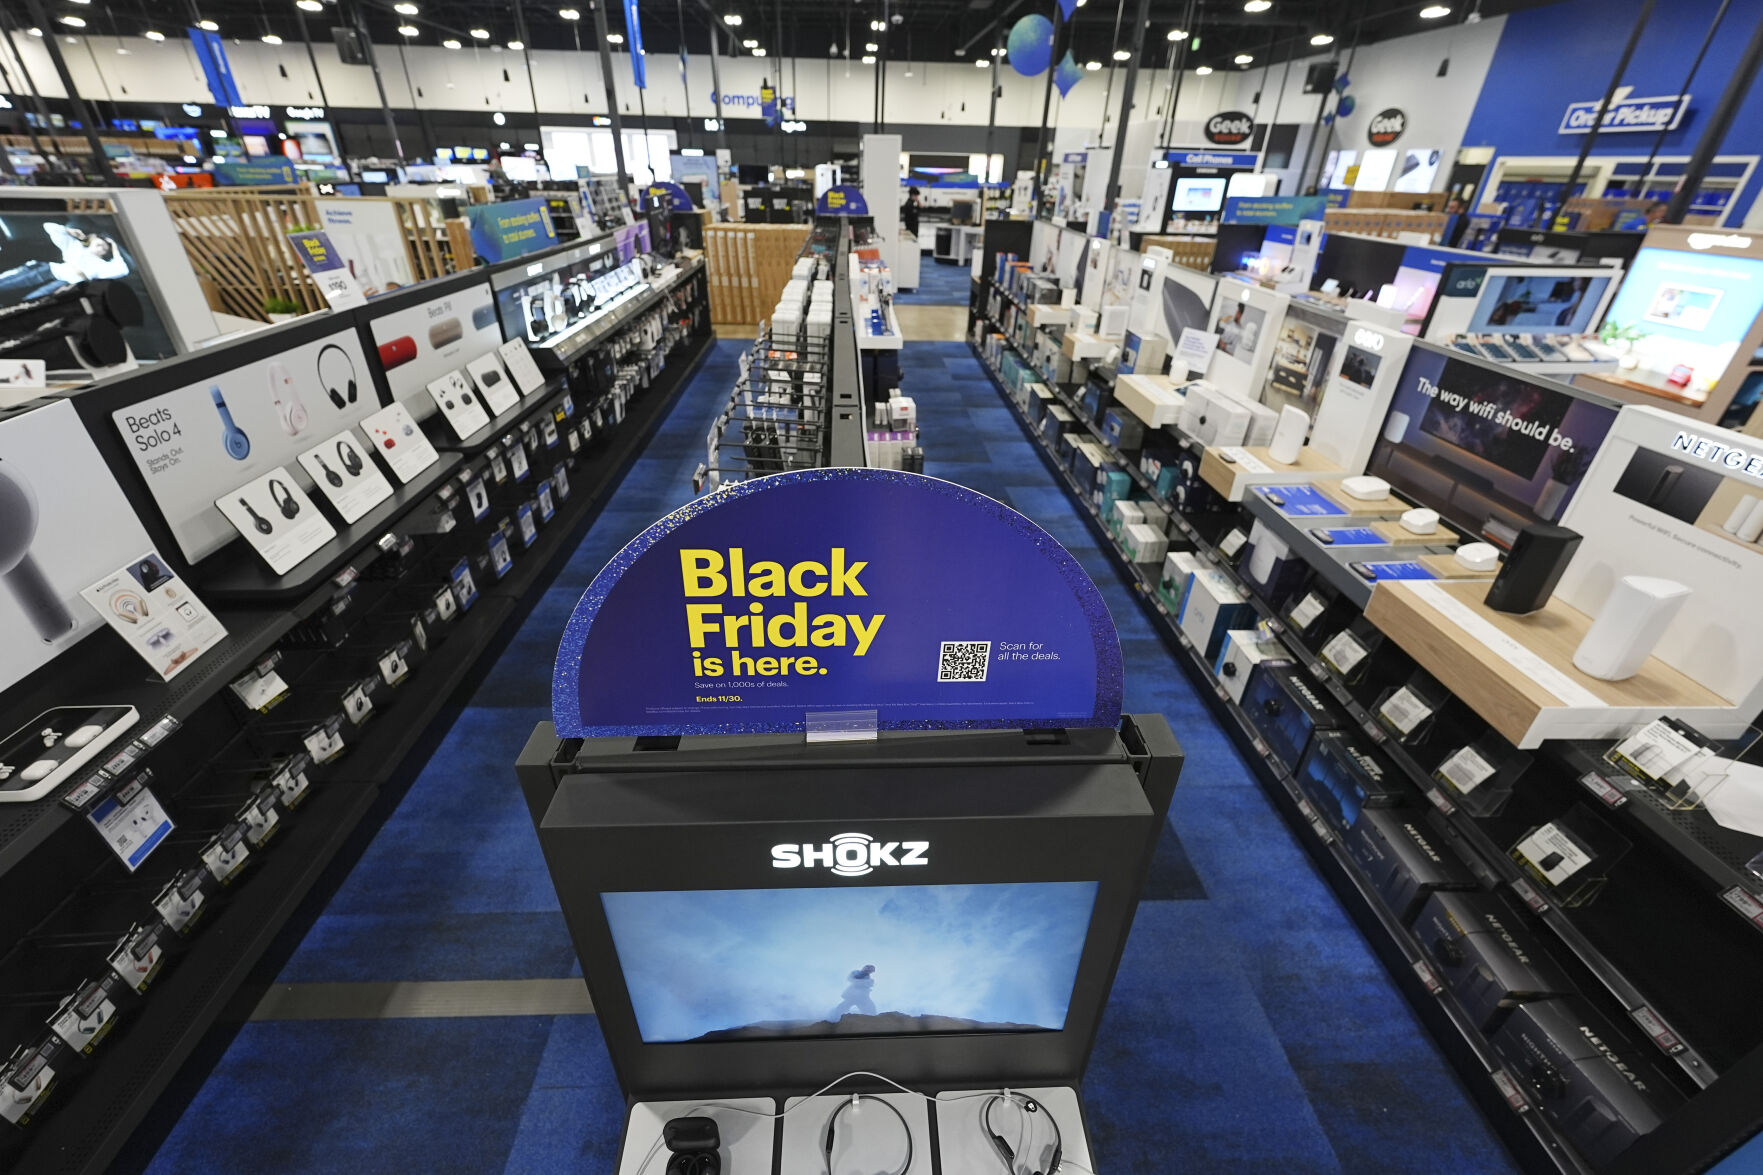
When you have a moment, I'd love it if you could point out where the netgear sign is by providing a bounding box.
[1559,89,1690,135]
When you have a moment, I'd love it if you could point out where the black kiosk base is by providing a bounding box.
[516,716,1181,1174]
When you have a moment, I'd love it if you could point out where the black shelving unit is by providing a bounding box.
[0,263,714,1175]
[965,232,1763,1175]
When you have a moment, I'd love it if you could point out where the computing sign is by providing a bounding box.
[552,469,1125,736]
[1559,88,1690,135]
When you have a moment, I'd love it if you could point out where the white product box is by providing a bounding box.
[1111,499,1146,540]
[1216,629,1289,704]
[1114,373,1185,428]
[1122,522,1169,565]
[1178,569,1249,660]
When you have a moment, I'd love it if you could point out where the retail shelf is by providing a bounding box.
[975,342,1595,1175]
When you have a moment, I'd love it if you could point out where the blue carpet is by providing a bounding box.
[145,339,1518,1174]
[895,253,974,304]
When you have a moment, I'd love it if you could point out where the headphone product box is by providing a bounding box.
[1177,569,1252,662]
[1342,807,1475,922]
[1413,892,1574,1032]
[1294,731,1408,834]
[1215,630,1288,706]
[1490,999,1681,1167]
[1241,663,1340,771]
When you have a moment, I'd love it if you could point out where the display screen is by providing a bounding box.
[1264,302,1341,413]
[1600,246,1763,404]
[1467,274,1613,335]
[1172,177,1227,212]
[601,882,1099,1044]
[1368,347,1617,535]
[1159,268,1215,339]
[0,211,177,360]
[1393,149,1441,194]
[1339,345,1382,391]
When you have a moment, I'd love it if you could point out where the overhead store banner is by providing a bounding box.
[187,28,244,108]
[624,0,647,89]
[551,470,1125,736]
[464,199,557,263]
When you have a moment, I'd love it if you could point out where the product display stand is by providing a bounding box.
[966,225,1763,1174]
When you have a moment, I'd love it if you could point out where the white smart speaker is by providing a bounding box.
[1268,405,1309,465]
[1722,494,1757,534]
[1382,410,1411,445]
[1571,576,1692,681]
[1738,496,1763,543]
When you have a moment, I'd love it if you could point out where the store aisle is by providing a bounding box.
[895,254,975,304]
[141,338,1518,1175]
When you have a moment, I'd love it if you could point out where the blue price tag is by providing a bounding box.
[1255,484,1346,516]
[1316,527,1388,546]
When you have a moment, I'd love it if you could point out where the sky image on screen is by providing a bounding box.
[1468,274,1612,334]
[1419,358,1571,479]
[601,882,1099,1044]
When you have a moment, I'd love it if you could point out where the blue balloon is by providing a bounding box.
[1007,14,1054,77]
[1337,94,1356,117]
[1054,50,1083,96]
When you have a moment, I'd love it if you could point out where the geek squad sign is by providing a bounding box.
[1205,111,1255,146]
[1368,108,1406,147]
[551,469,1125,736]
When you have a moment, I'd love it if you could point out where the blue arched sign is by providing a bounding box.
[552,470,1123,736]
[816,185,870,216]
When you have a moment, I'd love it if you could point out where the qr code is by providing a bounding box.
[938,641,991,683]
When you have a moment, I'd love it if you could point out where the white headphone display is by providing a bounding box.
[0,458,78,643]
[269,361,308,437]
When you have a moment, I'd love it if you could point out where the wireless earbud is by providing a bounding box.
[337,440,362,476]
[663,1116,720,1175]
[269,478,300,519]
[240,497,273,534]
[315,453,343,487]
[269,361,308,437]
[317,343,358,410]
[0,459,77,643]
[211,385,250,460]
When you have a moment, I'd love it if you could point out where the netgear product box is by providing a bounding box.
[1294,731,1407,833]
[1342,808,1475,921]
[1490,999,1681,1168]
[1241,663,1339,771]
[1413,892,1574,1031]
[1215,630,1287,706]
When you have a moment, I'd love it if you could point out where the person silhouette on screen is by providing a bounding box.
[830,964,877,1021]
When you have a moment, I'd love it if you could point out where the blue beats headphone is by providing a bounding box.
[211,385,250,460]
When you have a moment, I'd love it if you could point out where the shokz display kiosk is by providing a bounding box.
[518,470,1181,1174]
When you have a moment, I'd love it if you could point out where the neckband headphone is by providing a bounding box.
[824,1095,912,1175]
[337,439,363,476]
[983,1093,1062,1175]
[268,478,300,519]
[211,385,250,460]
[317,344,357,410]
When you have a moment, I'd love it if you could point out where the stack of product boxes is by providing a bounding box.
[704,223,813,325]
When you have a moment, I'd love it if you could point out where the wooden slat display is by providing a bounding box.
[702,222,811,328]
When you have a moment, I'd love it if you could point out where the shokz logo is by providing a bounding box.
[772,833,929,877]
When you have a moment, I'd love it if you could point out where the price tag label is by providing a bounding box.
[1510,876,1549,914]
[378,644,410,687]
[1491,1070,1530,1113]
[1578,772,1629,808]
[1720,886,1763,934]
[343,683,374,726]
[1425,788,1457,815]
[1630,1005,1685,1055]
[87,775,173,873]
[1412,960,1443,994]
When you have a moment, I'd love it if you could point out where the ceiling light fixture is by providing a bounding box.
[861,54,875,63]
[507,39,523,48]
[1419,3,1451,15]
[607,31,624,42]
[741,37,756,47]
[558,7,580,17]
[470,27,489,38]
[197,19,218,30]
[262,32,282,43]
[1195,64,1213,74]
[59,15,86,27]
[991,46,1006,55]
[297,0,323,10]
[1234,53,1253,63]
[1166,28,1186,40]
[1112,48,1130,60]
[442,37,461,48]
[974,58,988,67]
[751,47,765,55]
[398,24,417,34]
[144,29,165,39]
[493,111,506,124]
[1243,0,1271,11]
[1085,60,1101,70]
[869,19,883,31]
[723,13,741,24]
[865,41,877,51]
[1310,32,1333,45]
[394,1,417,11]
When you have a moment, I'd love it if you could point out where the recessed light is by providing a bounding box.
[558,7,580,18]
[1112,49,1130,61]
[607,31,624,42]
[470,27,489,38]
[297,0,323,11]
[865,42,878,51]
[59,15,86,27]
[262,33,283,43]
[442,37,461,48]
[751,47,765,56]
[861,54,875,63]
[1166,28,1186,40]
[197,19,218,30]
[1243,0,1271,11]
[723,13,741,24]
[1234,53,1253,64]
[26,26,43,36]
[1085,60,1101,70]
[1420,3,1450,15]
[507,39,523,49]
[144,29,165,40]
[1310,32,1334,45]
[975,58,988,67]
[869,19,884,31]
[398,24,417,35]
[1195,65,1213,75]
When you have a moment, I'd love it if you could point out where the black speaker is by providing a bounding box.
[1484,524,1582,615]
[331,26,374,66]
[1304,62,1337,94]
